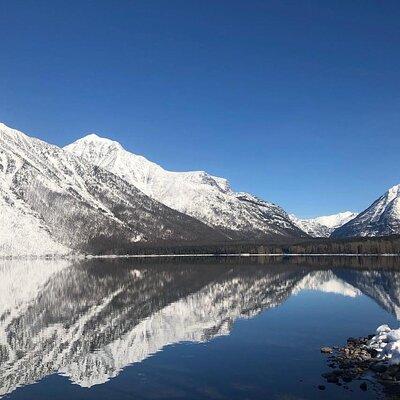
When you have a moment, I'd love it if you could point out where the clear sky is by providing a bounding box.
[0,0,399,217]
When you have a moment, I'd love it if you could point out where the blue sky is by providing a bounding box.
[1,0,399,217]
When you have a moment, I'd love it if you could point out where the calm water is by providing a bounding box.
[1,256,400,399]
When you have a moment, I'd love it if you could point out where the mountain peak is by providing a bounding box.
[289,211,358,237]
[387,184,400,199]
[0,122,10,130]
[0,122,22,135]
[332,184,400,238]
[65,134,304,239]
[73,133,124,149]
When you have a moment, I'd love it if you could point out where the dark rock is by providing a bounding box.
[366,348,378,358]
[320,332,394,394]
[321,347,333,354]
[318,385,326,390]
[323,373,339,384]
[342,373,353,383]
[380,372,395,381]
[387,365,400,377]
[370,363,387,373]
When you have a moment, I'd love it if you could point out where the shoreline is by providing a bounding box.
[320,326,400,395]
[1,253,400,260]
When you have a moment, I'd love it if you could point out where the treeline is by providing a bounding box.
[101,235,400,256]
[278,235,400,255]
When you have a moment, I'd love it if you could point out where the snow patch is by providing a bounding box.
[369,325,400,364]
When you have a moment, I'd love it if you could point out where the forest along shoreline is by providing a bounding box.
[87,234,400,256]
[54,234,400,259]
[1,236,400,260]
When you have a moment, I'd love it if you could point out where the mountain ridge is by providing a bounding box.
[332,184,400,238]
[0,123,229,256]
[290,211,358,237]
[65,133,306,240]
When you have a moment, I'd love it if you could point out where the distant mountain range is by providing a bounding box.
[0,122,399,256]
[289,211,358,237]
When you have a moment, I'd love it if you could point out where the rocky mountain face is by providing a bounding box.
[65,134,306,241]
[0,123,228,256]
[2,122,398,254]
[332,185,400,238]
[289,211,358,237]
[0,257,399,397]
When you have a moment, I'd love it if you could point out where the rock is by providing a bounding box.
[366,348,378,357]
[380,372,395,381]
[322,373,339,384]
[321,332,394,392]
[318,385,326,390]
[321,347,333,354]
[342,374,353,383]
[370,363,387,373]
[387,365,400,377]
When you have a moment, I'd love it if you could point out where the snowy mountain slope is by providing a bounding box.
[289,211,358,237]
[313,211,358,229]
[65,134,306,239]
[0,123,227,256]
[332,184,400,238]
[0,193,70,257]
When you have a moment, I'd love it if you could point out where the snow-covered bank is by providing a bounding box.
[321,324,400,393]
[369,325,400,364]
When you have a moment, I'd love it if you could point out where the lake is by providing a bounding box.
[1,256,399,399]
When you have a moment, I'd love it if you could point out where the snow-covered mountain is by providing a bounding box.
[65,134,306,240]
[289,211,358,237]
[0,123,227,256]
[332,184,400,238]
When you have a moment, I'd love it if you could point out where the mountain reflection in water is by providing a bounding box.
[0,256,400,398]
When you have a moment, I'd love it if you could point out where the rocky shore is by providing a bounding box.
[320,325,400,395]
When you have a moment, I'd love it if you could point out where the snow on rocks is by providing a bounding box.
[369,325,400,364]
[320,325,400,395]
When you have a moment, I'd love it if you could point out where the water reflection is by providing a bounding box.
[0,256,399,397]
